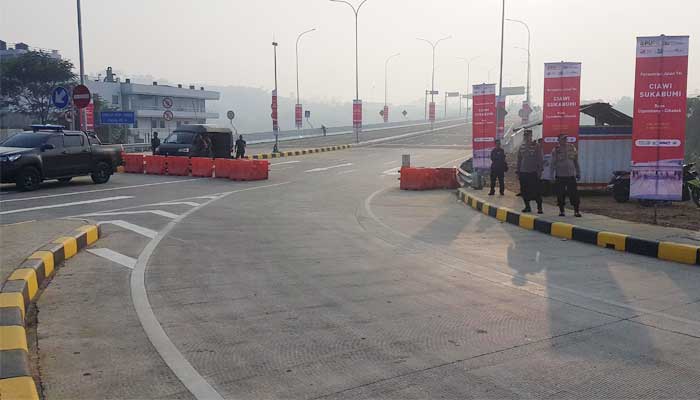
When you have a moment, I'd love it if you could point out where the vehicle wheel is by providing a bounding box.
[91,162,112,184]
[691,186,700,208]
[16,167,41,191]
[57,177,72,183]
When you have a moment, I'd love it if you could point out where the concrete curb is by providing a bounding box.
[245,144,352,160]
[457,188,700,266]
[0,225,101,399]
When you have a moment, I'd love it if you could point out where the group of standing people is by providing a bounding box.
[488,129,582,217]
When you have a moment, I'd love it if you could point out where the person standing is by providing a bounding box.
[234,134,247,159]
[488,139,507,196]
[150,132,160,155]
[551,133,582,217]
[516,130,543,213]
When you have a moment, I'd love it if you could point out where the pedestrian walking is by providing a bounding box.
[551,133,582,217]
[235,134,247,159]
[150,132,160,155]
[489,139,507,196]
[322,125,327,136]
[516,130,543,213]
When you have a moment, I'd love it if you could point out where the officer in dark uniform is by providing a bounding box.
[234,135,247,159]
[488,139,507,195]
[150,132,160,155]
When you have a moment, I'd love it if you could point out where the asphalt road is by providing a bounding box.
[23,124,700,399]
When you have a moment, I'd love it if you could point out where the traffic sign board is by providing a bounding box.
[100,111,136,124]
[227,110,235,120]
[163,110,174,121]
[162,97,173,109]
[446,92,460,97]
[72,85,91,109]
[52,87,70,109]
[429,90,439,95]
[304,110,311,119]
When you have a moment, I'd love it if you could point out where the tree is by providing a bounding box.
[1,51,76,124]
[687,97,700,164]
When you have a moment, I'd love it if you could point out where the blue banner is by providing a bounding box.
[99,111,135,125]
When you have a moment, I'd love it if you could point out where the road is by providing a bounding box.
[11,123,700,399]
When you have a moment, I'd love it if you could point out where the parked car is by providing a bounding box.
[156,125,233,158]
[0,125,123,191]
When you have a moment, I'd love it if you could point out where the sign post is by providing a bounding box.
[631,35,689,201]
[541,62,582,180]
[51,87,70,109]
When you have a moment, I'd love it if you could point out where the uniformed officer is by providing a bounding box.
[488,139,507,196]
[551,133,582,217]
[516,130,543,213]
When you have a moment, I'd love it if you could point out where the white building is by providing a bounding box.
[85,67,220,142]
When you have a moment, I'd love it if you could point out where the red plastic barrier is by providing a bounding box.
[400,167,458,190]
[434,168,459,189]
[229,159,269,181]
[251,160,269,180]
[123,154,144,173]
[167,156,190,176]
[191,157,214,177]
[214,158,233,178]
[144,155,167,175]
[229,159,248,180]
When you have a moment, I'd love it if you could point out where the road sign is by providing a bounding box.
[72,84,91,109]
[227,110,235,120]
[304,110,311,119]
[99,111,136,124]
[402,110,407,117]
[162,97,173,109]
[429,90,439,95]
[52,87,70,109]
[163,110,174,121]
[501,86,525,96]
[446,92,460,97]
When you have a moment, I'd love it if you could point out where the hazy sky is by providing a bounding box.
[2,0,699,107]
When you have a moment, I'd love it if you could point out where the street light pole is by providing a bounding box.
[498,0,505,99]
[330,0,369,143]
[384,53,400,123]
[272,39,279,153]
[76,0,87,131]
[417,35,451,130]
[506,18,531,104]
[457,56,480,119]
[295,28,315,135]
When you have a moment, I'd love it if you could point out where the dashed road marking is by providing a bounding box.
[0,196,134,215]
[150,201,201,207]
[99,220,158,238]
[81,210,179,219]
[305,163,353,173]
[271,160,301,166]
[337,169,358,175]
[87,248,136,269]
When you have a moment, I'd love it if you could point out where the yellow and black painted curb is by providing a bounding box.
[457,188,700,266]
[245,144,352,160]
[0,225,100,399]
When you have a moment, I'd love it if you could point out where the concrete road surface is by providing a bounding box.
[31,124,700,399]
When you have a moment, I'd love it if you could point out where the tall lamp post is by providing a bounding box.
[417,35,451,130]
[383,53,400,123]
[330,0,369,143]
[295,28,316,135]
[76,0,87,131]
[272,39,280,153]
[457,55,480,118]
[506,18,531,104]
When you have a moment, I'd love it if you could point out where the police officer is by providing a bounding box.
[551,133,582,217]
[516,130,543,213]
[150,132,160,155]
[235,134,247,159]
[488,139,507,196]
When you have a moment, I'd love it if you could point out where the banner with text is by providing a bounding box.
[429,102,436,122]
[631,35,689,200]
[353,100,362,129]
[542,62,582,179]
[472,84,497,170]
[271,90,279,131]
[295,104,303,128]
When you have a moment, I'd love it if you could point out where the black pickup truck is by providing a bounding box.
[0,125,123,191]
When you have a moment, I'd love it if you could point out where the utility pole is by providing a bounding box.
[383,53,400,123]
[272,39,279,153]
[498,0,505,99]
[417,35,451,130]
[295,28,315,136]
[76,0,87,131]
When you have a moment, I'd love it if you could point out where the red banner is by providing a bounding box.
[383,105,389,123]
[429,102,436,122]
[631,35,689,200]
[472,84,497,170]
[496,95,506,140]
[271,90,278,131]
[295,104,303,129]
[541,62,581,179]
[85,102,94,131]
[353,100,362,128]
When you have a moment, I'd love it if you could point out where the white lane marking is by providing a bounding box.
[0,219,36,227]
[99,220,158,238]
[381,167,400,176]
[87,248,136,269]
[305,163,353,173]
[270,160,301,166]
[132,181,290,400]
[193,195,221,200]
[0,179,200,203]
[0,196,134,215]
[360,122,466,146]
[383,160,399,165]
[438,155,471,168]
[81,210,179,219]
[150,201,201,207]
[337,169,358,175]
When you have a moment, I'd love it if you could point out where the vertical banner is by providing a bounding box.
[295,104,303,128]
[631,35,689,200]
[496,95,506,140]
[429,102,436,122]
[271,90,279,131]
[85,102,94,131]
[353,100,362,129]
[383,105,389,123]
[541,62,582,179]
[472,84,497,170]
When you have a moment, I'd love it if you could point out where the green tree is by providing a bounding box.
[1,51,76,124]
[687,97,700,164]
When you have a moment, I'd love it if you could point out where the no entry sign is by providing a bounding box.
[72,85,91,109]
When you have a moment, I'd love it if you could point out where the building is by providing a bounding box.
[85,67,220,142]
[0,40,62,60]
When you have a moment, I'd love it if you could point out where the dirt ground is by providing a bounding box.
[501,153,700,232]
